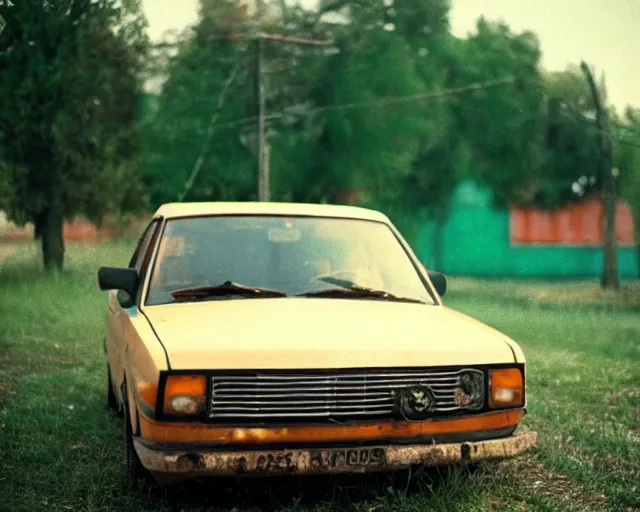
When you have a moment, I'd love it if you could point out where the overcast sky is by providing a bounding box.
[141,0,640,111]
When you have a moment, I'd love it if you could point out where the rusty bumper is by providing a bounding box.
[134,431,537,479]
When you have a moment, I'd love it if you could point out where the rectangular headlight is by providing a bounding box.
[163,375,207,416]
[489,368,524,409]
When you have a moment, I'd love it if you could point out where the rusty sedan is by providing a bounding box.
[98,202,537,486]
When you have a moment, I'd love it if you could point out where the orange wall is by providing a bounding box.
[510,197,635,245]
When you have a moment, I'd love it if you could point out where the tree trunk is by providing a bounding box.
[41,207,64,271]
[34,210,46,240]
[581,62,619,290]
[601,167,619,289]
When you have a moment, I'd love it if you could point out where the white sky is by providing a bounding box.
[142,0,640,111]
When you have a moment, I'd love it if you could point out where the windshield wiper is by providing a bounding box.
[170,281,287,302]
[297,278,426,304]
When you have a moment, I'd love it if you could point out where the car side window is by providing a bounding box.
[128,220,159,272]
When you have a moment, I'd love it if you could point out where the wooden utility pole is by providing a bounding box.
[581,61,619,290]
[253,41,330,201]
[171,0,332,203]
[254,36,269,201]
[254,0,268,201]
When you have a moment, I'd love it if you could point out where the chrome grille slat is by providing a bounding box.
[215,397,394,406]
[217,371,466,380]
[214,403,393,411]
[210,389,454,404]
[212,377,459,386]
[212,383,456,391]
[209,368,482,422]
[212,392,392,399]
[211,410,396,418]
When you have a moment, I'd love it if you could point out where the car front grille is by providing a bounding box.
[208,368,484,423]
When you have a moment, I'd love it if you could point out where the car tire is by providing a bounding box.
[107,365,119,413]
[122,386,153,491]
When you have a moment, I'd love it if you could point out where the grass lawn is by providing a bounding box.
[0,242,638,512]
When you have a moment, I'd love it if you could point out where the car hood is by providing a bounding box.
[143,298,520,370]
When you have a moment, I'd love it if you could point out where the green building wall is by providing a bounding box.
[415,181,639,278]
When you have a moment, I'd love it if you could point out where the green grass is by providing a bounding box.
[0,243,638,511]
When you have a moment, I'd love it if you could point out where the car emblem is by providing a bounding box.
[395,385,436,420]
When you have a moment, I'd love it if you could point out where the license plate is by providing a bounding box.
[220,446,388,474]
[309,447,387,470]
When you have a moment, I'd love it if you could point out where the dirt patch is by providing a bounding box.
[509,456,607,510]
[479,454,608,511]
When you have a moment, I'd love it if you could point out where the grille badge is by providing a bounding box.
[395,385,436,420]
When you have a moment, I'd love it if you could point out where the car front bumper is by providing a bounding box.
[134,430,537,482]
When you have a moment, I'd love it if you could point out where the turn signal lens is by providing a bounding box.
[136,381,158,410]
[163,375,206,416]
[489,368,524,409]
[131,365,159,418]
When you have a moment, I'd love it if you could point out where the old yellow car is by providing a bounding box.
[98,202,536,487]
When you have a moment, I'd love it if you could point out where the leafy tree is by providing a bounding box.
[309,17,428,204]
[141,0,256,207]
[0,0,147,270]
[452,19,547,207]
[543,67,601,205]
[384,0,465,264]
[614,107,640,276]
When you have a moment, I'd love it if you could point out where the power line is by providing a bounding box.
[174,75,516,200]
[204,76,516,133]
[311,76,515,114]
[554,96,640,142]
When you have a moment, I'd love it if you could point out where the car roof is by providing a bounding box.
[153,202,390,223]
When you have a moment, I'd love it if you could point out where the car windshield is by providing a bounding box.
[146,216,435,306]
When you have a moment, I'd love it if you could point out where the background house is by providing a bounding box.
[416,180,638,278]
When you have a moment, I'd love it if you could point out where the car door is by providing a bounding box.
[106,220,161,395]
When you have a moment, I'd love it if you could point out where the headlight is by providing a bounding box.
[489,368,524,409]
[163,375,207,416]
[456,370,484,410]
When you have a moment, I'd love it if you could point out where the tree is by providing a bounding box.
[141,0,256,207]
[385,0,465,265]
[0,0,147,270]
[454,19,547,208]
[309,13,428,205]
[581,62,618,290]
[543,67,600,205]
[615,107,640,277]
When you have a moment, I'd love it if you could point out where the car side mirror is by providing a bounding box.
[98,267,139,306]
[427,270,447,297]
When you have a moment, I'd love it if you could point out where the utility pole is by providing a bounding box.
[250,0,331,201]
[254,36,268,201]
[172,1,332,203]
[581,61,619,290]
[254,0,268,201]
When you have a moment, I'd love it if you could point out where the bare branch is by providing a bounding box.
[178,59,246,202]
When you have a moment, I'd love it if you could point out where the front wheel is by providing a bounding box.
[107,365,118,412]
[122,387,153,491]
